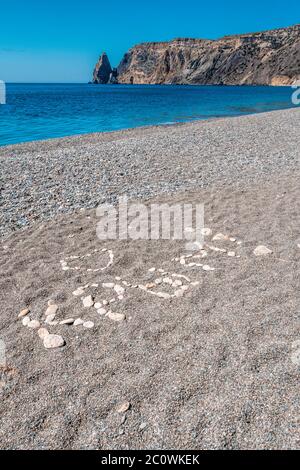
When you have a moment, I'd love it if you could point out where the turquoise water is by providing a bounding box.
[0,83,297,146]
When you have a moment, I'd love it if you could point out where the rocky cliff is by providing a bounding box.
[93,25,300,85]
[93,52,112,84]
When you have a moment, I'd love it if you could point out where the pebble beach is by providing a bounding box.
[0,108,299,449]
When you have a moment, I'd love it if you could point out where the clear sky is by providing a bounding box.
[0,0,299,83]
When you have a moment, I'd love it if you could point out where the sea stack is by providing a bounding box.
[93,52,113,84]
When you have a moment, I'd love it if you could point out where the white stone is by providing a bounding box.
[148,267,156,272]
[74,318,84,326]
[38,328,49,339]
[73,287,85,297]
[82,295,94,308]
[22,316,31,326]
[228,251,236,257]
[103,283,115,289]
[114,284,125,295]
[18,308,30,319]
[45,305,58,317]
[94,302,102,309]
[156,292,171,299]
[97,308,107,316]
[174,289,184,297]
[103,300,109,306]
[203,265,215,271]
[253,245,273,256]
[201,228,212,236]
[117,401,131,413]
[45,314,56,324]
[107,311,126,322]
[43,334,65,349]
[163,277,173,284]
[83,321,94,329]
[145,283,156,289]
[173,280,183,287]
[155,278,162,285]
[212,233,227,241]
[27,320,41,329]
[60,318,75,325]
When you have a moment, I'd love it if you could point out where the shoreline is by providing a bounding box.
[0,104,297,150]
[1,107,299,238]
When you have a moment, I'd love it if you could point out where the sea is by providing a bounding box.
[0,83,297,146]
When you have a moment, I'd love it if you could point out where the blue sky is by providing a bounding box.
[0,0,299,82]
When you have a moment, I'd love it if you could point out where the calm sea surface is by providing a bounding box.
[0,83,297,146]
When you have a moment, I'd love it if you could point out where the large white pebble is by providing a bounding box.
[212,233,227,241]
[253,245,273,256]
[82,295,94,308]
[156,292,171,299]
[114,284,125,295]
[22,316,31,326]
[43,334,65,349]
[27,320,41,329]
[83,321,94,329]
[98,308,107,316]
[107,311,126,322]
[73,287,85,297]
[45,305,58,317]
[38,328,49,339]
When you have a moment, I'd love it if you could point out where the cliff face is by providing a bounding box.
[115,25,300,85]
